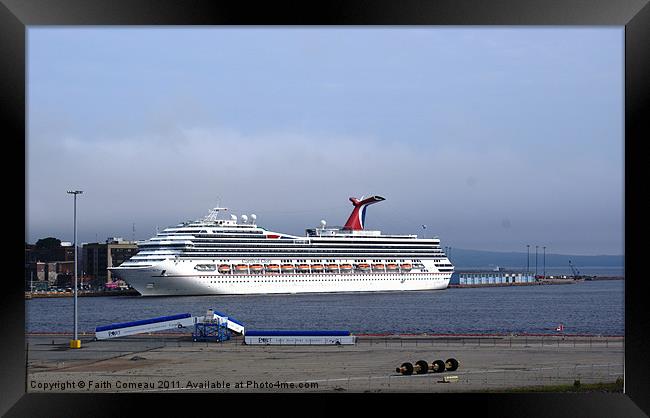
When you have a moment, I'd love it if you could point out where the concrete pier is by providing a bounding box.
[26,333,624,393]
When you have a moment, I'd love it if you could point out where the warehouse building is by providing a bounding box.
[82,237,139,287]
[450,270,536,286]
[25,239,77,290]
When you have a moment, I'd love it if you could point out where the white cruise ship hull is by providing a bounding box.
[113,263,451,297]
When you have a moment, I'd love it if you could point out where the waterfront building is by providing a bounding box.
[25,239,77,290]
[450,270,536,286]
[82,237,139,287]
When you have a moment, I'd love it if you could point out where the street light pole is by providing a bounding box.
[535,245,538,276]
[67,190,83,349]
[526,245,530,275]
[543,246,546,278]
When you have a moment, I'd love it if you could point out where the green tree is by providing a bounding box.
[34,237,61,249]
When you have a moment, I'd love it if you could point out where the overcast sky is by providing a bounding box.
[26,27,624,255]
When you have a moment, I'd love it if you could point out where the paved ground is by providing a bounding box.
[26,333,624,393]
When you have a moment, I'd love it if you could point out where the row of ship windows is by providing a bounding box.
[176,246,443,250]
[195,276,447,282]
[177,251,442,256]
[164,233,265,238]
[281,259,421,263]
[143,246,446,252]
[154,239,443,245]
[150,239,441,245]
[176,244,443,248]
[192,272,449,278]
[130,258,166,262]
[135,258,448,262]
[195,267,422,273]
[166,229,263,234]
[163,237,442,244]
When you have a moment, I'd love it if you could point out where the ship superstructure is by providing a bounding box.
[110,196,454,296]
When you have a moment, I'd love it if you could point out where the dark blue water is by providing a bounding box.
[26,280,624,336]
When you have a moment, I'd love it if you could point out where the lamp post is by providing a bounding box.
[543,246,546,279]
[526,245,530,275]
[535,245,538,276]
[67,190,83,349]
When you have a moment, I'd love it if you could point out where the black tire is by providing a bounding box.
[445,358,459,372]
[397,362,414,375]
[415,360,429,374]
[432,359,446,373]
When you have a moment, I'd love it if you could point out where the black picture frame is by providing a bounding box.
[3,0,648,416]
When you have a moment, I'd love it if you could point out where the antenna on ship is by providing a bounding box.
[205,204,229,222]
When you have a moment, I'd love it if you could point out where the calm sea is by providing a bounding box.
[26,280,624,336]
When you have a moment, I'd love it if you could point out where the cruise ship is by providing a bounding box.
[110,196,454,296]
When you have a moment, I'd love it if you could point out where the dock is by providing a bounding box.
[448,277,623,288]
[448,281,573,288]
[26,333,623,393]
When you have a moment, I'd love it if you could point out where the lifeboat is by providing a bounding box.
[356,263,370,271]
[340,264,353,273]
[235,264,249,272]
[311,264,324,271]
[296,264,310,272]
[414,263,425,269]
[280,264,294,272]
[265,264,280,272]
[372,263,385,271]
[386,263,398,271]
[250,264,263,272]
[400,263,412,271]
[326,263,339,272]
[218,264,231,273]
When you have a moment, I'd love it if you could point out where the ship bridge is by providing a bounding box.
[306,227,382,237]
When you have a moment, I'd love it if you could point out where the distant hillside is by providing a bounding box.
[448,248,624,269]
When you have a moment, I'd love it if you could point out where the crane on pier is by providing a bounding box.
[568,260,585,280]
